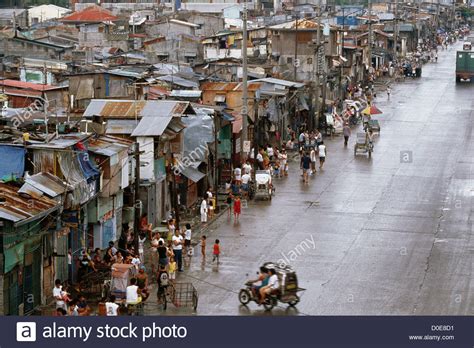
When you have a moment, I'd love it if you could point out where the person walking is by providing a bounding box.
[234,165,242,184]
[300,152,311,184]
[387,86,391,100]
[184,223,192,255]
[318,141,327,170]
[168,257,176,285]
[309,147,317,174]
[226,192,233,218]
[157,240,168,269]
[233,196,242,221]
[201,235,207,258]
[343,122,351,147]
[212,239,221,264]
[279,148,288,177]
[172,229,184,272]
[200,196,208,224]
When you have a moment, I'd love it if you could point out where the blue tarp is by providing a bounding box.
[75,147,100,182]
[0,145,25,181]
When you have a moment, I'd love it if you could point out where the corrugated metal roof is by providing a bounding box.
[170,90,202,98]
[0,79,65,91]
[0,182,59,225]
[105,119,139,135]
[201,81,262,92]
[156,75,199,89]
[83,100,148,118]
[179,165,206,183]
[19,172,70,198]
[131,101,190,137]
[27,134,89,149]
[249,78,305,89]
[269,19,324,30]
[62,5,118,23]
[87,136,132,156]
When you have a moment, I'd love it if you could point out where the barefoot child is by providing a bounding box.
[212,239,220,264]
[201,235,207,258]
[233,196,241,220]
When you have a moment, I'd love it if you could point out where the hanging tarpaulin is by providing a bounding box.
[4,242,24,273]
[296,94,309,112]
[75,143,100,182]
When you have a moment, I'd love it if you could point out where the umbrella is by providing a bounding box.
[362,105,383,115]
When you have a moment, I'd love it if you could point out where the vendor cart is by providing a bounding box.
[354,132,373,158]
[166,282,198,311]
[254,170,273,200]
[366,119,381,134]
[78,264,111,300]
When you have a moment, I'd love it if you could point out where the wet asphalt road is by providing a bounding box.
[147,42,473,316]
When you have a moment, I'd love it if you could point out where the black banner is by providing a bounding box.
[6,316,473,348]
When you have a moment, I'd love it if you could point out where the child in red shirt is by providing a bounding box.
[233,196,241,220]
[212,239,220,264]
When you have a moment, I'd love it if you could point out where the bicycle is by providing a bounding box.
[157,285,172,310]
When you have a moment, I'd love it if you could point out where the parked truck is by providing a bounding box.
[455,51,474,83]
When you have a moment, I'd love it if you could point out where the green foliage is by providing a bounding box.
[459,7,473,19]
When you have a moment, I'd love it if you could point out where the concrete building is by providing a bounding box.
[0,8,28,27]
[28,5,71,25]
[61,5,129,51]
[268,19,338,82]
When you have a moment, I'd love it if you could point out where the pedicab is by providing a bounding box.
[362,105,382,135]
[254,170,274,200]
[354,132,373,158]
[238,262,305,311]
[103,263,143,315]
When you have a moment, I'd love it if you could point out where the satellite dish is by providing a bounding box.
[253,49,260,57]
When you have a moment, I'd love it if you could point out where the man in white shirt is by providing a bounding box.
[126,278,141,304]
[318,141,326,169]
[310,147,317,174]
[241,172,252,193]
[266,145,274,160]
[53,279,66,310]
[106,295,119,316]
[234,166,242,183]
[242,160,252,175]
[256,150,264,170]
[172,230,184,272]
[298,132,305,147]
[259,268,279,304]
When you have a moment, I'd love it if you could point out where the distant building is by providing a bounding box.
[0,8,28,27]
[28,4,71,25]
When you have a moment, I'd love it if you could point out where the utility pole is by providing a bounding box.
[241,1,248,161]
[314,6,321,130]
[253,97,259,179]
[451,0,456,30]
[170,153,180,230]
[368,0,373,75]
[294,9,299,81]
[133,142,141,254]
[394,0,399,58]
[340,7,345,102]
[213,113,219,213]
